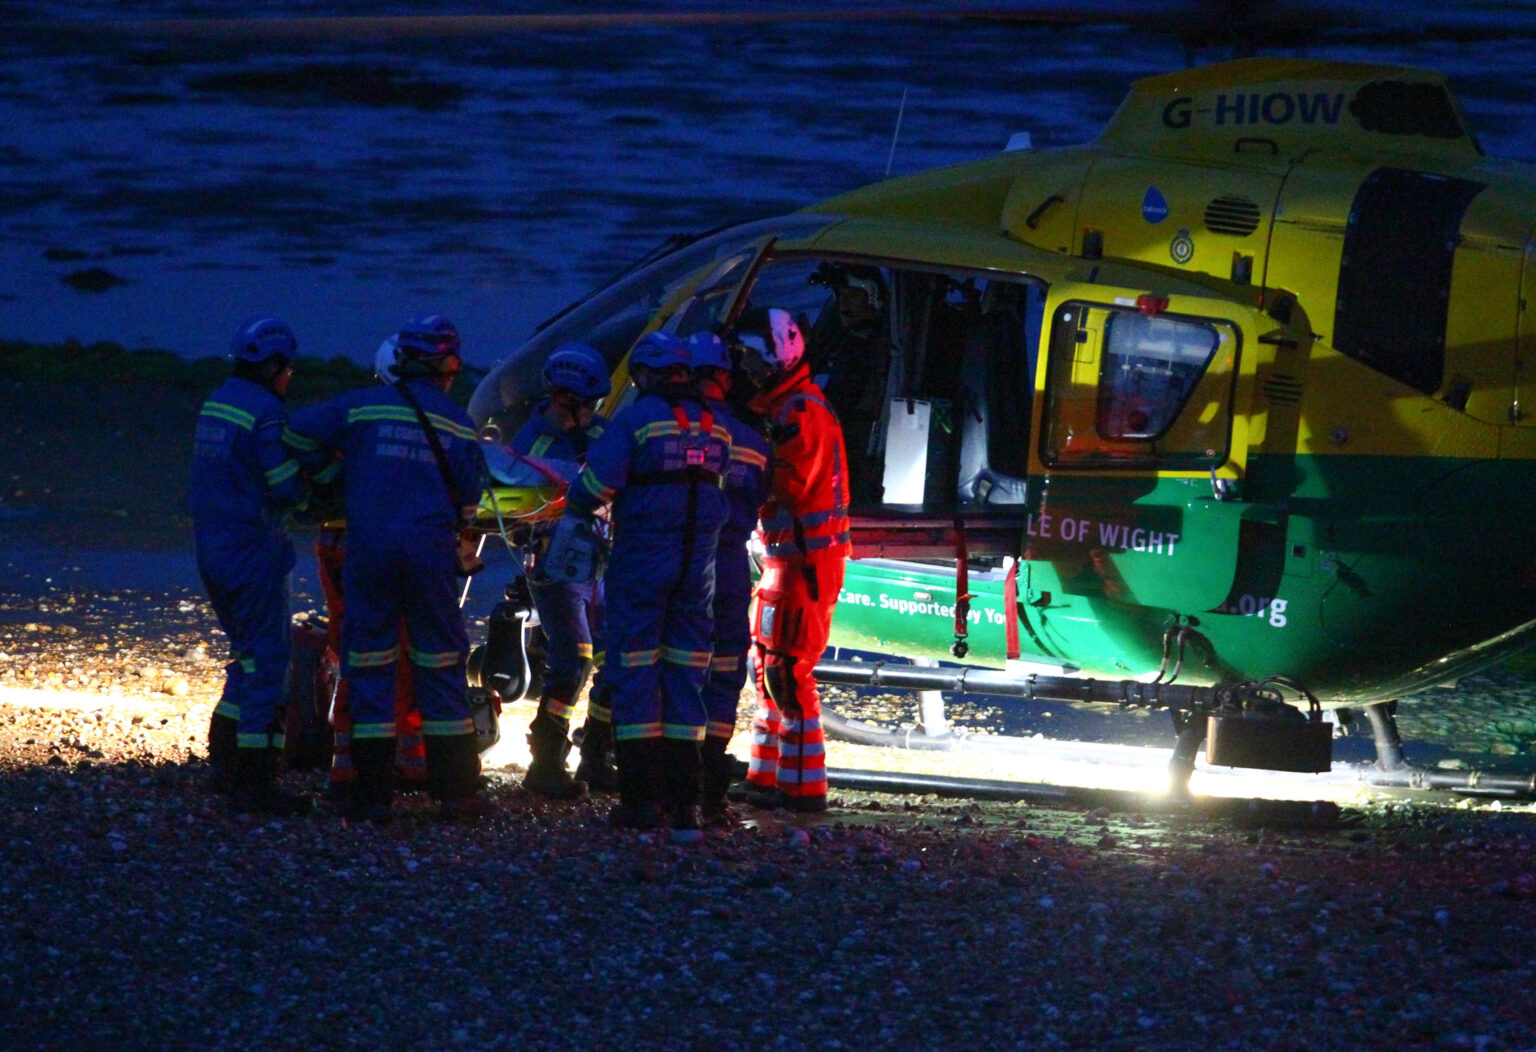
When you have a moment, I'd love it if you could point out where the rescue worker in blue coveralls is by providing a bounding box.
[555,330,732,841]
[511,343,611,798]
[284,313,496,824]
[684,331,770,821]
[192,316,313,815]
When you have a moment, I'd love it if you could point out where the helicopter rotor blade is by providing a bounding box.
[10,3,1529,50]
[26,8,1128,44]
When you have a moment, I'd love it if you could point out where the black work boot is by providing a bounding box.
[344,737,396,825]
[609,738,663,831]
[523,711,587,800]
[574,717,619,793]
[743,783,788,810]
[205,712,238,794]
[230,747,314,817]
[663,738,704,845]
[700,737,739,824]
[426,733,499,823]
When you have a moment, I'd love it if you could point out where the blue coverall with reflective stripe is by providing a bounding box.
[284,379,485,742]
[566,393,731,742]
[702,400,771,740]
[512,405,607,714]
[190,376,307,749]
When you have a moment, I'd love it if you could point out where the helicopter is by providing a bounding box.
[465,54,1536,795]
[35,3,1536,794]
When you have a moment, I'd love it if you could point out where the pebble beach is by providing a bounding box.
[5,365,1536,1051]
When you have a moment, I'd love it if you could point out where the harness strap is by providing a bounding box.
[952,517,974,658]
[1003,556,1021,661]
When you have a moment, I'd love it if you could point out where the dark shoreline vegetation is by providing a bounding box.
[0,338,487,406]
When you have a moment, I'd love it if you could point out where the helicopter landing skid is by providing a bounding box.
[815,661,1536,801]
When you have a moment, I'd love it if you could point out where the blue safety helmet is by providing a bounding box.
[542,343,611,399]
[395,312,461,361]
[230,316,297,363]
[684,331,732,373]
[628,330,689,372]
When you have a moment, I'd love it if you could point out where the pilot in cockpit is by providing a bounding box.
[807,263,889,504]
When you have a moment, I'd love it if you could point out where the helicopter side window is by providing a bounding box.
[1042,302,1238,469]
[1096,313,1217,440]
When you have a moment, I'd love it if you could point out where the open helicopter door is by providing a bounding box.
[1024,282,1256,613]
[718,249,1047,664]
[817,262,1045,664]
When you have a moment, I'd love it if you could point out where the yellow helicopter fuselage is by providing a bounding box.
[473,57,1536,706]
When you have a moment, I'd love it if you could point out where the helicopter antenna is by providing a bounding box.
[884,86,909,178]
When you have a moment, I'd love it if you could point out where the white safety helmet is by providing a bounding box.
[734,307,805,377]
[374,335,400,384]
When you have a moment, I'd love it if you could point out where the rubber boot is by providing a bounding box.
[574,717,619,793]
[427,733,499,822]
[700,737,738,824]
[523,711,587,800]
[664,737,704,845]
[609,738,663,831]
[230,747,314,817]
[344,737,396,825]
[743,783,790,811]
[206,712,238,794]
[779,790,828,814]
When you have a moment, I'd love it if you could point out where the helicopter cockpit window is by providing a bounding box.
[1042,302,1238,470]
[467,214,829,435]
[669,251,754,339]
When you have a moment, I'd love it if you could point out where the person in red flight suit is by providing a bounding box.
[733,307,850,813]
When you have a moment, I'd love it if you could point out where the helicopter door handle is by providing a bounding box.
[1025,194,1065,229]
[1234,137,1279,156]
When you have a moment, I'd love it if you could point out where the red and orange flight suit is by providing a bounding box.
[745,361,850,808]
